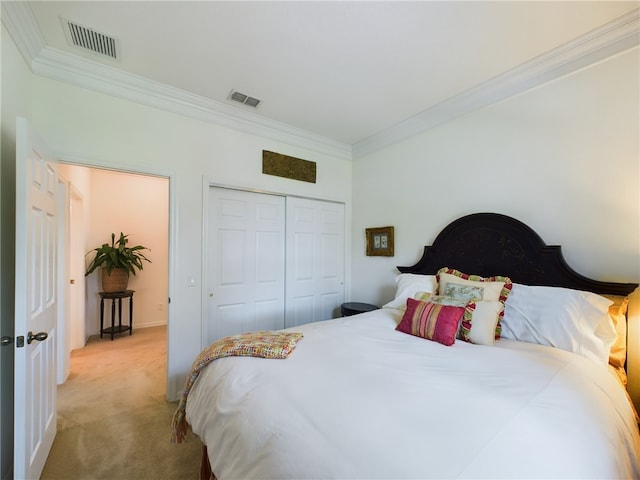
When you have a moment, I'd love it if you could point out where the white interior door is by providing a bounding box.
[68,186,85,351]
[206,187,286,345]
[285,198,345,327]
[56,175,70,385]
[14,117,58,480]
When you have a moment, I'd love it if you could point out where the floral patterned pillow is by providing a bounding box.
[443,283,484,303]
[436,267,513,339]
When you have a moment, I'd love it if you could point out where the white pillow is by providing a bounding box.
[382,274,438,309]
[463,300,504,346]
[501,284,615,365]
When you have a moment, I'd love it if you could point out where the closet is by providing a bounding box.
[205,187,344,345]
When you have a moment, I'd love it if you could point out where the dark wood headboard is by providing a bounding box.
[397,213,638,296]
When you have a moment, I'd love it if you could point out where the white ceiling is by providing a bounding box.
[7,1,640,156]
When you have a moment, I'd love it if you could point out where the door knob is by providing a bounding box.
[0,336,12,347]
[27,331,48,344]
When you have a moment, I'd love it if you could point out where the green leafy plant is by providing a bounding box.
[85,232,151,276]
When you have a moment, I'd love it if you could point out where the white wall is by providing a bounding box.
[84,169,169,334]
[351,48,639,307]
[28,74,353,400]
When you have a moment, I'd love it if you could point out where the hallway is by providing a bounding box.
[41,326,201,479]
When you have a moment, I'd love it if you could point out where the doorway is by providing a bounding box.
[57,163,169,380]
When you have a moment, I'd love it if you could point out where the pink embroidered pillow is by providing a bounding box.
[436,267,513,339]
[396,297,465,346]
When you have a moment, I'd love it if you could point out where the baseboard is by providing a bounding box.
[134,321,168,329]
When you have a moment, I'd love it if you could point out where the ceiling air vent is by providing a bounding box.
[62,18,119,60]
[229,90,261,108]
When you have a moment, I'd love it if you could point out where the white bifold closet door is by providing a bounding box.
[206,187,344,345]
[206,187,286,345]
[285,197,344,328]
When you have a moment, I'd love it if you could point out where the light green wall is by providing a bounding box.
[1,21,354,474]
[29,71,353,401]
[351,47,640,306]
[351,46,640,409]
[1,23,34,480]
[3,12,639,473]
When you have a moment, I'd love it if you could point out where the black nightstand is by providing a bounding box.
[341,302,380,317]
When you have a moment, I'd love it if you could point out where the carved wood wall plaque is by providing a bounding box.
[262,150,317,183]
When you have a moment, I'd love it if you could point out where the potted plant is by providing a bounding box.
[85,232,151,293]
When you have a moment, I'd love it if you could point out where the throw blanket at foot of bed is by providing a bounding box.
[171,330,304,444]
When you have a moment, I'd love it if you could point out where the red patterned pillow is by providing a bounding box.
[396,297,465,346]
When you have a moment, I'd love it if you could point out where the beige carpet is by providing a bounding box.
[41,326,202,480]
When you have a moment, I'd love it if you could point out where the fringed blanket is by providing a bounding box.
[171,330,304,444]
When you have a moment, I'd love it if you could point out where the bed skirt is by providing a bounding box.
[200,444,215,480]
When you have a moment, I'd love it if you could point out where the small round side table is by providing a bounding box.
[340,302,379,317]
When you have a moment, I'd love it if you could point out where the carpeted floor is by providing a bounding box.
[41,325,202,480]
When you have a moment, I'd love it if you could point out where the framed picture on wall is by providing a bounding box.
[366,226,394,256]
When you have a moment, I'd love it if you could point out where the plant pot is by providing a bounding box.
[101,267,129,293]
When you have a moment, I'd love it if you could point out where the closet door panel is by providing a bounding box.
[219,229,245,285]
[206,187,285,345]
[218,303,246,339]
[255,298,284,331]
[293,232,314,279]
[256,231,281,284]
[207,188,345,343]
[286,198,345,328]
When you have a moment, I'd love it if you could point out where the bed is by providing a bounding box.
[180,212,640,479]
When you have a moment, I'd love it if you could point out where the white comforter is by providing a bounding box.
[186,308,640,479]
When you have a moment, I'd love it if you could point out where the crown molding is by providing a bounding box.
[1,1,46,60]
[352,8,640,158]
[4,3,638,161]
[31,47,352,159]
[1,2,352,160]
